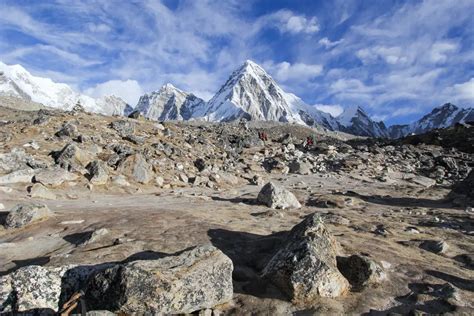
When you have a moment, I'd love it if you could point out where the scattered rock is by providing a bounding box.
[53,143,93,172]
[110,120,135,137]
[85,244,233,314]
[288,160,312,175]
[118,154,154,184]
[337,255,385,289]
[111,175,130,187]
[0,169,36,184]
[29,183,57,200]
[262,213,349,302]
[420,240,449,254]
[81,228,110,246]
[34,167,79,187]
[257,182,301,209]
[87,160,109,185]
[4,203,52,229]
[56,121,78,138]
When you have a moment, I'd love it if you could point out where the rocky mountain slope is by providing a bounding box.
[135,83,205,121]
[0,61,130,115]
[389,103,474,138]
[337,105,389,138]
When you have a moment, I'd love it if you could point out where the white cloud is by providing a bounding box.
[444,78,474,104]
[259,10,319,35]
[85,80,143,105]
[356,46,407,65]
[314,104,343,116]
[318,37,343,49]
[428,41,458,64]
[264,61,323,83]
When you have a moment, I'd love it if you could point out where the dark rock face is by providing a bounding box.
[85,245,233,314]
[262,213,349,303]
[450,170,474,201]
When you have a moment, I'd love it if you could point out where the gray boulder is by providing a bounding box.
[29,183,57,200]
[118,153,154,184]
[288,160,312,175]
[336,255,385,289]
[0,169,36,184]
[262,213,349,302]
[56,121,78,138]
[34,167,79,187]
[420,240,449,254]
[4,203,52,229]
[87,160,109,185]
[53,143,93,172]
[110,120,135,137]
[257,182,301,209]
[85,245,233,314]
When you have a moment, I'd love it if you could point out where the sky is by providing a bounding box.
[0,0,473,125]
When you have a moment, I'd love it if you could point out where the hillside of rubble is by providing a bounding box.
[0,104,473,315]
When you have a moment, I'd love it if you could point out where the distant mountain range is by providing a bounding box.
[1,60,472,138]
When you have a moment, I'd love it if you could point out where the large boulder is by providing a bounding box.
[257,182,301,209]
[85,245,233,314]
[87,160,109,185]
[29,183,57,200]
[34,168,79,187]
[288,160,312,175]
[0,265,97,313]
[118,153,154,184]
[53,143,93,172]
[4,203,52,229]
[110,120,135,137]
[55,121,78,138]
[262,213,349,303]
[336,255,385,290]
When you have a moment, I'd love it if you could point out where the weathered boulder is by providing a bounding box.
[0,169,36,184]
[55,121,78,138]
[4,203,52,229]
[29,183,57,200]
[34,168,79,187]
[262,213,349,303]
[0,265,97,313]
[118,153,154,184]
[420,240,449,254]
[257,182,301,209]
[110,120,135,137]
[53,143,93,172]
[87,160,109,185]
[288,160,312,175]
[336,255,385,289]
[85,245,233,314]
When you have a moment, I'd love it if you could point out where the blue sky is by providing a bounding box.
[0,0,473,125]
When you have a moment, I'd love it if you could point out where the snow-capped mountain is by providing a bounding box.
[135,83,205,121]
[337,105,389,138]
[202,60,339,129]
[0,61,130,115]
[388,103,474,138]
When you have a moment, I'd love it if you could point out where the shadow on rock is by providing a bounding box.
[342,191,455,209]
[426,270,474,292]
[207,228,288,300]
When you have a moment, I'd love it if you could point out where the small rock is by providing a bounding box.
[56,121,78,138]
[111,175,130,187]
[34,168,79,187]
[4,203,52,229]
[0,169,37,184]
[81,228,110,246]
[155,176,164,187]
[110,120,135,137]
[257,182,301,209]
[420,240,449,254]
[87,160,109,185]
[337,255,385,289]
[118,153,154,184]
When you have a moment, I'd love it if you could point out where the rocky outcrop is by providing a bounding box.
[87,160,109,185]
[4,203,52,229]
[85,245,233,314]
[262,213,349,303]
[257,182,301,209]
[53,143,93,172]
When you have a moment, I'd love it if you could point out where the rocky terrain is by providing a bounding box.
[0,104,473,315]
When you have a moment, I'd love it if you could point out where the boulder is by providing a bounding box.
[87,160,109,185]
[110,120,135,137]
[4,203,52,229]
[85,245,233,314]
[288,160,312,175]
[0,265,97,313]
[53,143,93,172]
[420,240,449,254]
[0,169,36,184]
[118,154,154,184]
[29,183,57,200]
[262,213,349,303]
[336,255,385,289]
[34,168,79,187]
[257,182,301,209]
[55,121,78,138]
[111,175,130,187]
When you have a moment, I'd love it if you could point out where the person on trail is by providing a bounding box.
[259,131,268,142]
